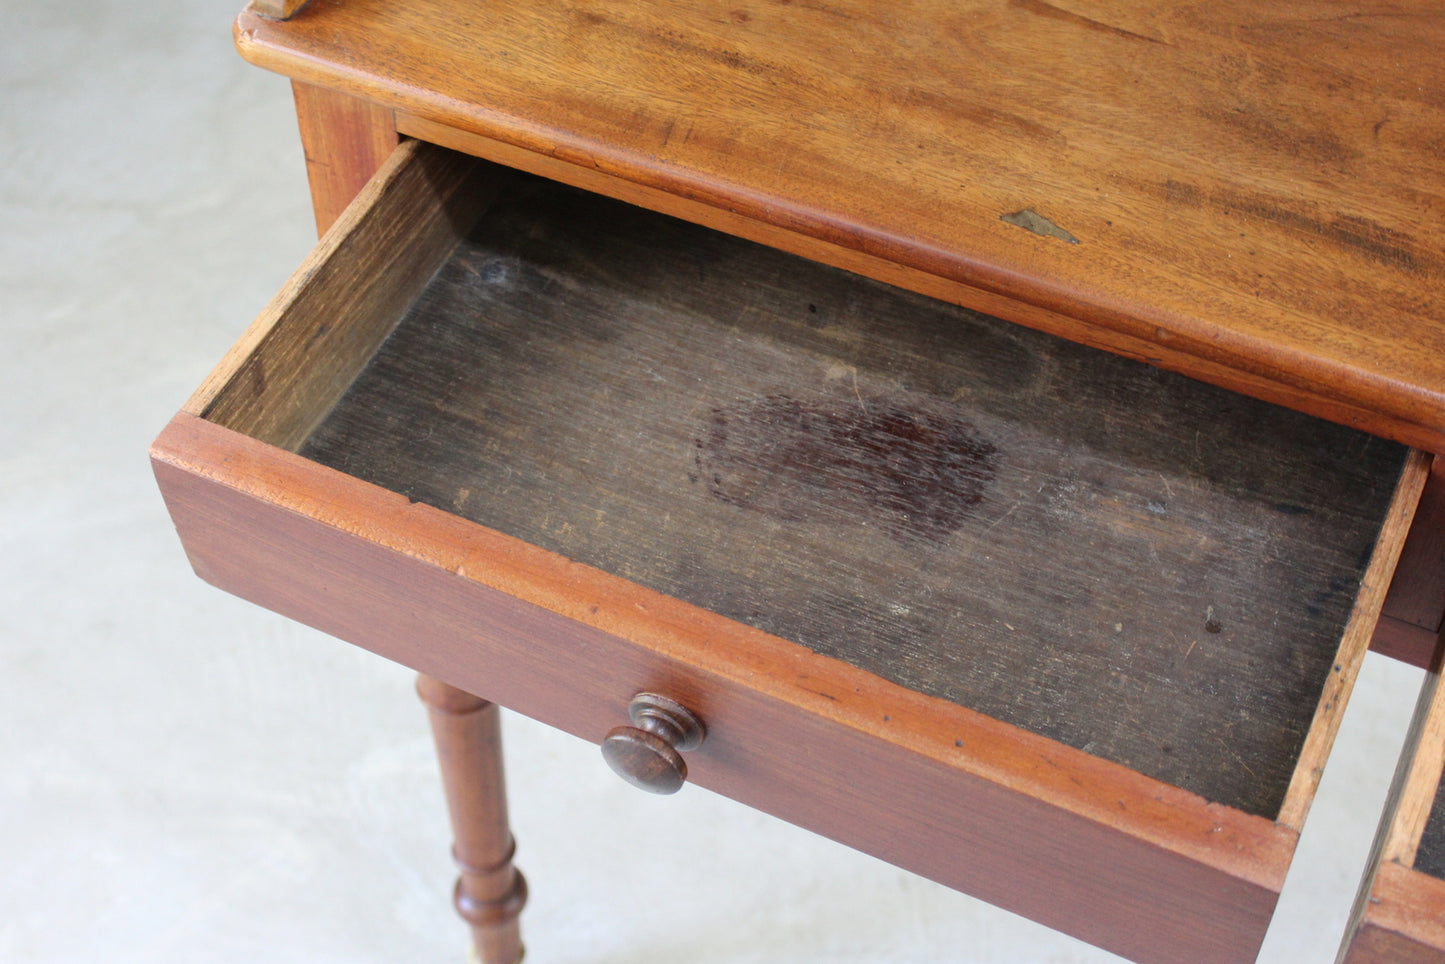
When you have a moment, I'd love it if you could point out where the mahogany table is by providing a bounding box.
[153,3,1445,961]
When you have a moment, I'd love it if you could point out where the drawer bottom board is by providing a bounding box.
[293,169,1408,821]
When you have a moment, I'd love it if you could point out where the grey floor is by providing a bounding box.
[0,2,1430,961]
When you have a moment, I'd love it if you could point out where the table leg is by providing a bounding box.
[417,675,527,964]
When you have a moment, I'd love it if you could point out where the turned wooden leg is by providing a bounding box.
[417,675,527,964]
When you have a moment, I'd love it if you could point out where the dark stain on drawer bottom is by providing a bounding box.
[695,394,996,542]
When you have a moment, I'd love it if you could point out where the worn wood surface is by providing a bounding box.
[294,172,1409,820]
[1399,665,1445,881]
[196,140,497,447]
[235,0,1445,452]
[152,411,1295,964]
[1338,667,1445,961]
[1341,863,1445,964]
[1416,771,1445,880]
[395,111,1435,463]
[291,83,399,237]
[1277,445,1429,832]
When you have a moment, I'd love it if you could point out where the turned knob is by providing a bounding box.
[601,693,707,794]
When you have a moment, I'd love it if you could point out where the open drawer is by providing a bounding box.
[1340,655,1445,963]
[151,139,1429,964]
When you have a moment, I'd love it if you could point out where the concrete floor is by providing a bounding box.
[0,2,1430,961]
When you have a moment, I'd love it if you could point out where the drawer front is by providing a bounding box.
[154,413,1287,964]
[154,139,1430,964]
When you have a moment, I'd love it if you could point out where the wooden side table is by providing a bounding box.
[153,2,1445,962]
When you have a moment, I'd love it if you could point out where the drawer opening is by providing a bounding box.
[200,143,1413,825]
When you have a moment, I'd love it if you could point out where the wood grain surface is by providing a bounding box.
[290,82,398,237]
[1342,863,1445,964]
[1338,664,1445,961]
[194,139,497,446]
[234,0,1445,450]
[416,677,526,964]
[1414,755,1445,880]
[291,171,1410,820]
[152,411,1294,964]
[1398,668,1445,880]
[1382,459,1445,647]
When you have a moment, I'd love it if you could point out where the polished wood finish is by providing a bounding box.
[395,112,1432,458]
[417,676,526,964]
[151,137,1432,962]
[1280,446,1431,832]
[291,82,398,237]
[148,4,1445,957]
[602,693,707,795]
[235,0,1445,452]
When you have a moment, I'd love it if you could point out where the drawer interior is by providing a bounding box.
[1416,770,1445,879]
[201,144,1410,822]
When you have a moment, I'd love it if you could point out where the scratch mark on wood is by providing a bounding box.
[1218,737,1258,779]
[984,503,1019,532]
[1001,208,1081,245]
[1010,0,1166,44]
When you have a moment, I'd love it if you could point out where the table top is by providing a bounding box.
[237,0,1445,451]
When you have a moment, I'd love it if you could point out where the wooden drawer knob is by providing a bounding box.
[601,693,707,794]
